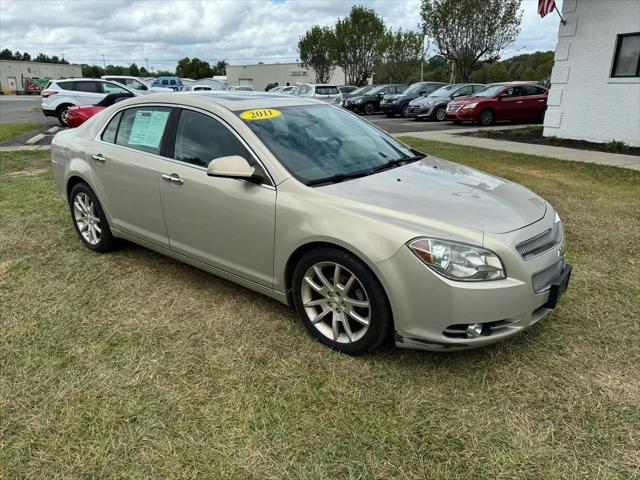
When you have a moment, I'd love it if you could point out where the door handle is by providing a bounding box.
[516,101,524,104]
[161,173,184,185]
[91,153,106,163]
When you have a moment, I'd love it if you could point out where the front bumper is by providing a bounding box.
[380,103,401,114]
[407,105,434,118]
[445,106,478,121]
[376,217,570,351]
[42,108,57,118]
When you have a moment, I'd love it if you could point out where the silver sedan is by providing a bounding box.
[50,92,571,353]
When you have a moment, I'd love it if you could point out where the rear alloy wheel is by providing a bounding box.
[434,106,447,122]
[363,103,375,115]
[57,105,71,127]
[401,103,410,118]
[479,108,494,126]
[69,183,115,252]
[292,248,392,354]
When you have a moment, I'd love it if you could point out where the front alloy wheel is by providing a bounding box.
[363,103,375,115]
[292,247,392,354]
[435,106,446,121]
[69,183,116,252]
[302,262,371,344]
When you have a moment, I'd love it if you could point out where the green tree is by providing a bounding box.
[421,0,522,82]
[375,29,424,83]
[212,60,228,76]
[139,66,149,76]
[0,48,12,60]
[334,5,387,85]
[128,63,140,76]
[176,57,213,79]
[298,25,337,84]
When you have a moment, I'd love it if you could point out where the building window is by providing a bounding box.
[611,32,640,78]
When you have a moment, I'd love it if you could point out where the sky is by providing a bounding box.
[0,0,562,71]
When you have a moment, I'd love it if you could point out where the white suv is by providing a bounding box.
[41,78,138,126]
[292,84,340,102]
[101,75,171,93]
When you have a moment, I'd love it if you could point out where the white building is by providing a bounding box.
[0,60,82,93]
[544,0,640,147]
[226,62,347,91]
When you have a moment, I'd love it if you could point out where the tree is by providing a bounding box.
[298,25,337,84]
[0,49,12,60]
[176,57,213,79]
[334,5,387,85]
[421,0,522,82]
[139,66,149,76]
[128,63,140,76]
[374,29,424,83]
[212,60,228,76]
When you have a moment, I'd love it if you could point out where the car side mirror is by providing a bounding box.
[378,93,384,98]
[498,93,508,100]
[419,91,427,96]
[207,155,263,183]
[140,85,148,91]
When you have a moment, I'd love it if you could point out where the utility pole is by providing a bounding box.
[101,54,106,68]
[420,34,425,82]
[145,58,149,71]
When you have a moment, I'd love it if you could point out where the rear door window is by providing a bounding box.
[56,81,75,91]
[115,107,172,155]
[74,81,100,93]
[101,82,129,94]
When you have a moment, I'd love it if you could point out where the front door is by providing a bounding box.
[90,106,172,247]
[495,85,525,121]
[159,108,276,287]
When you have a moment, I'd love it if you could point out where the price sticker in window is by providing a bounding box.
[240,109,281,120]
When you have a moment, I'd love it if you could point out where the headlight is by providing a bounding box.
[427,100,436,106]
[408,238,506,281]
[353,98,364,104]
[462,103,478,110]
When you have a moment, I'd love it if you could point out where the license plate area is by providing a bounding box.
[543,263,572,309]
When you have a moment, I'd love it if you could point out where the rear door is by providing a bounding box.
[158,108,276,287]
[90,106,172,247]
[520,85,548,120]
[72,80,105,106]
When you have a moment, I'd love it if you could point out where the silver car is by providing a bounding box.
[51,93,571,354]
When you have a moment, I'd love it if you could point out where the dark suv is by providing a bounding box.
[343,84,407,115]
[380,81,447,117]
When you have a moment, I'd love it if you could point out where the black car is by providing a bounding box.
[265,83,278,91]
[343,84,407,115]
[407,83,486,121]
[380,81,447,117]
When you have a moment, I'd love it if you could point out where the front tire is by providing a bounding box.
[400,103,410,118]
[292,247,392,354]
[434,106,446,122]
[69,183,116,252]
[478,108,494,126]
[363,103,375,115]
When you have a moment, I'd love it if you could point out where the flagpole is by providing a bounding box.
[554,4,567,25]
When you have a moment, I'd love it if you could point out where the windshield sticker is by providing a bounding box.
[128,110,170,148]
[240,108,281,121]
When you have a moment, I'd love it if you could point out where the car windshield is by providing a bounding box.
[404,83,427,95]
[429,85,456,97]
[365,85,387,96]
[239,105,418,185]
[472,85,504,97]
[350,86,371,96]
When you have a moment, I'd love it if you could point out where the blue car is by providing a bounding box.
[151,76,182,91]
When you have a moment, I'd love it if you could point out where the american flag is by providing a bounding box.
[538,0,556,18]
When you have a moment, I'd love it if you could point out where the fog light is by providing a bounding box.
[466,323,483,338]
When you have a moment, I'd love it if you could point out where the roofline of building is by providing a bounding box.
[0,59,82,67]
[227,62,303,68]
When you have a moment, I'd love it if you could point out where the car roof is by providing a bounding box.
[119,91,322,111]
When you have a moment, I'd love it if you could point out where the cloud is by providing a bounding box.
[0,0,561,70]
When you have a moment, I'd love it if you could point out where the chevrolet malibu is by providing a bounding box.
[51,93,571,354]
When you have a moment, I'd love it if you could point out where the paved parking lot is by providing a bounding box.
[366,113,469,134]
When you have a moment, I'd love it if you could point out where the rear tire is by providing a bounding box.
[69,183,116,252]
[57,104,72,127]
[292,247,392,354]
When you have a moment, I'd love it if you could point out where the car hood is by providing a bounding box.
[318,156,546,235]
[449,95,483,105]
[410,95,451,106]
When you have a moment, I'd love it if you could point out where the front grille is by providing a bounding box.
[408,105,422,113]
[516,223,562,259]
[447,104,460,112]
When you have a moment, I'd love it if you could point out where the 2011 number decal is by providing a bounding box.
[240,109,281,120]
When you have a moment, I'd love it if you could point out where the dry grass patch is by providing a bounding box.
[1,146,639,479]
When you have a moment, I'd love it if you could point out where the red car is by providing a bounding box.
[445,82,548,126]
[66,93,135,128]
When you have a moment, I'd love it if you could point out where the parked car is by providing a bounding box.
[101,75,171,93]
[227,85,254,91]
[343,84,407,115]
[334,85,375,105]
[150,76,183,91]
[292,84,341,103]
[446,82,548,126]
[190,79,226,91]
[41,78,138,126]
[338,85,358,95]
[51,92,570,354]
[265,83,278,91]
[407,83,486,121]
[269,85,295,94]
[65,92,136,128]
[380,81,447,117]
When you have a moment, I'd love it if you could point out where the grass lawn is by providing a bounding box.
[0,122,43,144]
[1,144,639,479]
